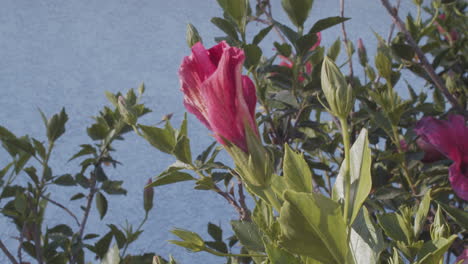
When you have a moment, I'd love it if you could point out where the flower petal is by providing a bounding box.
[242,76,257,119]
[449,162,468,201]
[414,115,464,162]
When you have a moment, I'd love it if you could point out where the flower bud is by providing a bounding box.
[144,179,154,213]
[357,38,368,66]
[320,56,354,118]
[186,23,202,48]
[118,96,137,126]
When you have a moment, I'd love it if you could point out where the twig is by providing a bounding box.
[0,239,19,264]
[386,0,401,43]
[237,181,251,221]
[213,184,245,219]
[256,0,288,44]
[41,194,80,226]
[77,170,98,240]
[17,224,26,264]
[340,0,354,81]
[380,0,466,115]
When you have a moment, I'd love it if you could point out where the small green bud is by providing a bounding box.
[320,56,354,118]
[186,23,202,48]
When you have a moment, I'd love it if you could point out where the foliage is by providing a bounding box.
[1,0,467,263]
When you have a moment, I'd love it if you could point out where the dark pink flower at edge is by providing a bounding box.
[179,41,258,152]
[414,115,468,201]
[278,32,322,82]
[456,249,468,264]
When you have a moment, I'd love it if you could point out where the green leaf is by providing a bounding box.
[48,224,73,237]
[194,176,216,190]
[211,17,239,41]
[297,33,318,56]
[332,129,372,224]
[95,231,114,259]
[252,25,273,45]
[95,192,108,220]
[169,228,205,252]
[278,190,349,264]
[327,38,341,61]
[53,174,76,186]
[178,113,188,140]
[46,108,68,142]
[416,235,457,264]
[69,144,97,161]
[274,42,292,58]
[432,88,445,112]
[139,124,176,154]
[101,180,127,195]
[186,23,202,48]
[32,138,46,160]
[173,136,192,164]
[216,0,248,33]
[243,44,262,68]
[231,220,264,252]
[309,16,350,34]
[375,52,392,81]
[87,123,108,141]
[24,166,39,184]
[349,207,385,264]
[414,190,431,238]
[391,43,415,61]
[149,170,195,188]
[377,213,411,243]
[207,223,223,241]
[101,244,120,264]
[281,0,314,28]
[105,91,118,107]
[437,202,468,230]
[70,193,85,201]
[273,21,298,44]
[264,240,301,264]
[283,144,312,193]
[108,224,126,249]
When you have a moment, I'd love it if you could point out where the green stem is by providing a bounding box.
[121,212,148,257]
[203,246,266,258]
[263,187,281,212]
[392,126,416,195]
[339,117,351,226]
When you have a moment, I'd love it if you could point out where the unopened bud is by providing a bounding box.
[357,38,368,66]
[320,56,354,118]
[144,179,154,213]
[186,23,202,48]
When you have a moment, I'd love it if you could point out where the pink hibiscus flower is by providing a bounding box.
[179,41,258,152]
[414,115,468,200]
